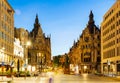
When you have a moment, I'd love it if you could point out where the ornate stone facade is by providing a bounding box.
[68,11,101,74]
[14,38,24,72]
[28,15,51,72]
[14,28,29,71]
[14,15,51,72]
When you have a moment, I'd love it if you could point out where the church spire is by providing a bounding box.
[88,10,94,25]
[35,14,39,24]
[31,14,43,38]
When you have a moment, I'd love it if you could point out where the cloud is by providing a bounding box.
[15,9,21,15]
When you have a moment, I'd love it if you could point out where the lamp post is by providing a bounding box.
[40,54,44,73]
[37,53,44,73]
[107,60,110,76]
[10,60,14,80]
[23,41,31,79]
[37,53,39,73]
[84,65,87,73]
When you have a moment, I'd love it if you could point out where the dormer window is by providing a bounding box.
[84,37,89,42]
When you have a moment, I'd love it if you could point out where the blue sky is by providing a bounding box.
[8,0,115,56]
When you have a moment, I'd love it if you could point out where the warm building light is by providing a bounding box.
[26,41,31,46]
[28,65,31,71]
[84,65,87,69]
[32,66,36,72]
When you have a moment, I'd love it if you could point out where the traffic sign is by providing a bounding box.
[2,62,4,66]
[23,64,27,68]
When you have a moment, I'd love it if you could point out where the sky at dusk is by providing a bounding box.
[8,0,116,56]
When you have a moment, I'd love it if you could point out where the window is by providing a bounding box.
[0,31,2,38]
[2,32,4,39]
[84,58,91,62]
[98,51,100,55]
[119,19,120,25]
[116,13,119,18]
[97,57,101,62]
[84,37,89,42]
[97,36,100,40]
[116,21,119,26]
[119,11,120,16]
[98,44,100,47]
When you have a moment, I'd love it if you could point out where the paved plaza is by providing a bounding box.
[0,72,120,83]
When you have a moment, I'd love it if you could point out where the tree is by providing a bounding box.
[53,55,61,67]
[64,54,69,68]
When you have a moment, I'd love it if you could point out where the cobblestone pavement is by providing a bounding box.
[0,73,120,83]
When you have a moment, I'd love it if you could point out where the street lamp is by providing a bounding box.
[24,41,31,64]
[84,65,87,73]
[37,53,44,73]
[107,60,110,76]
[10,60,14,80]
[23,41,31,79]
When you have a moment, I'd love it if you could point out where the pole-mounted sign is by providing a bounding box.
[2,62,4,66]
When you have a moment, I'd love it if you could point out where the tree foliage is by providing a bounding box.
[53,55,61,67]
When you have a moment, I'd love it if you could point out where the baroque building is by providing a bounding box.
[68,41,80,74]
[14,28,29,45]
[0,0,14,71]
[79,11,101,73]
[68,11,101,74]
[14,28,29,72]
[101,0,120,76]
[28,15,51,72]
[14,38,24,72]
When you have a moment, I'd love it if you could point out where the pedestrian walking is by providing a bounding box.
[49,77,53,83]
